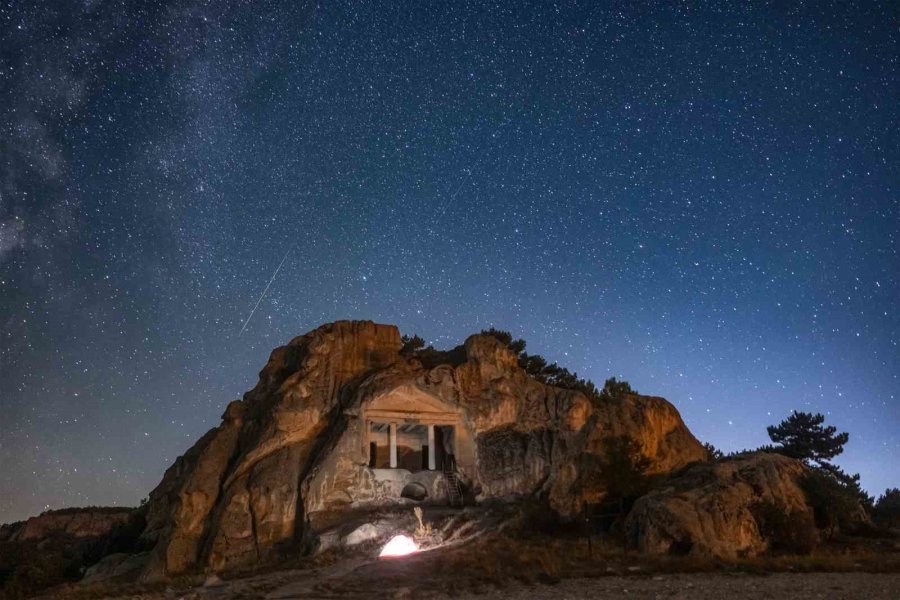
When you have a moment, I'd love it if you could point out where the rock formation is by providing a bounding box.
[625,452,814,558]
[0,508,132,543]
[138,320,708,578]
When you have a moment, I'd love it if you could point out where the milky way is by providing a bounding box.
[1,1,897,523]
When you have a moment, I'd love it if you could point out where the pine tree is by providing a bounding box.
[768,411,869,528]
[766,411,848,465]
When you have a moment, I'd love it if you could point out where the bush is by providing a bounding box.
[703,442,724,461]
[815,463,872,507]
[752,501,817,555]
[400,334,426,356]
[800,469,862,538]
[597,377,634,402]
[597,435,651,509]
[873,488,900,528]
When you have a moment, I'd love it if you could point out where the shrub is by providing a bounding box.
[400,334,426,355]
[703,442,724,461]
[800,469,862,538]
[873,488,900,528]
[597,377,634,402]
[816,463,873,507]
[588,436,652,509]
[752,501,817,555]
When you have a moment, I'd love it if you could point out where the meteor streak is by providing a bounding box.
[239,247,291,335]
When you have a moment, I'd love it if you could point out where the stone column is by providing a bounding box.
[389,422,398,468]
[427,424,436,470]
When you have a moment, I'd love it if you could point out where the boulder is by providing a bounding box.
[625,452,813,558]
[344,523,380,546]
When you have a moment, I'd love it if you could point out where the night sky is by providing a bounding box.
[1,1,897,524]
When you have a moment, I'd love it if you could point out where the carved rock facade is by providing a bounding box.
[139,320,707,578]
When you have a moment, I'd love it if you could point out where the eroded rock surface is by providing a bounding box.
[4,508,132,542]
[138,320,707,578]
[625,452,812,558]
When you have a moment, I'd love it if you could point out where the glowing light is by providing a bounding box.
[379,535,419,557]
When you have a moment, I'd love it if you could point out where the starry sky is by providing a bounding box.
[1,1,897,524]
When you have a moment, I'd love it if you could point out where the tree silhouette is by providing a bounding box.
[766,411,849,465]
[874,488,900,527]
[703,442,724,461]
[800,469,861,538]
[596,435,652,502]
[598,377,634,402]
[767,411,871,525]
[400,334,426,356]
[421,328,639,406]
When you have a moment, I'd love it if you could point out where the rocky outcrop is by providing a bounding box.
[140,402,246,577]
[138,320,707,578]
[625,452,813,558]
[4,508,132,542]
[140,321,401,579]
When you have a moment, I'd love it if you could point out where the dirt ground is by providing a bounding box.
[140,546,900,600]
[444,574,900,600]
[258,558,900,600]
[48,512,900,600]
[165,569,900,600]
[52,553,900,600]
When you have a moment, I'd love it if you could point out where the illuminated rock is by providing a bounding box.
[626,452,815,559]
[345,523,380,546]
[138,320,707,579]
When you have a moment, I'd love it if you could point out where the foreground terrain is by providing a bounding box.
[40,526,900,600]
[46,564,900,600]
[274,572,900,600]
